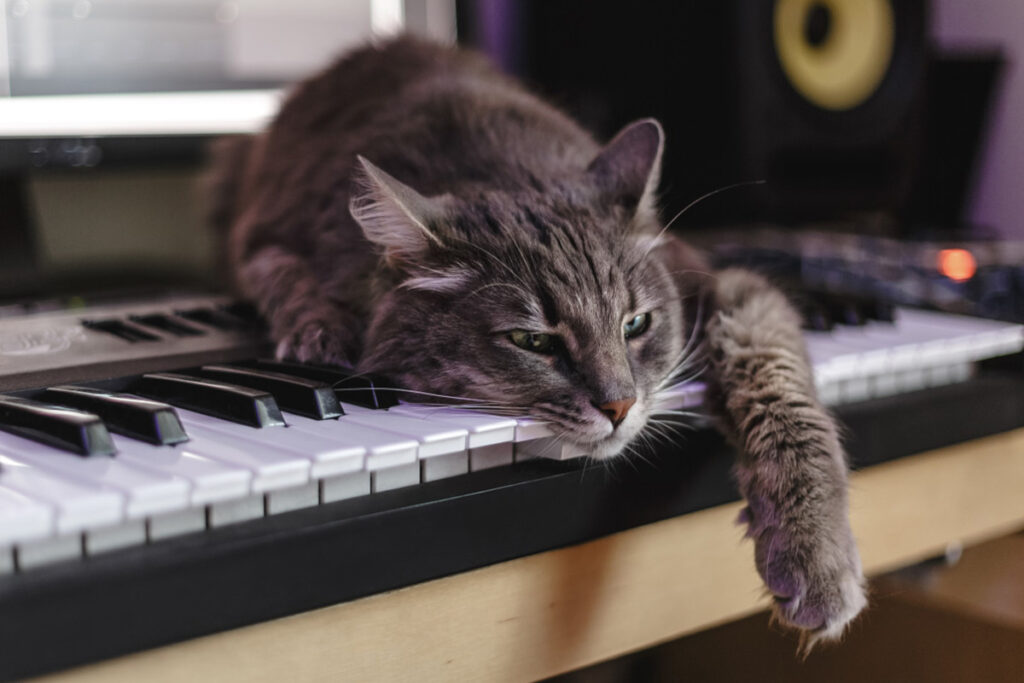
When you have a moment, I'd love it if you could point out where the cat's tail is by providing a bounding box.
[203,134,256,234]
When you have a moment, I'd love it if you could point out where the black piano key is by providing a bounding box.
[247,359,400,409]
[800,300,834,332]
[129,373,286,428]
[862,297,896,323]
[0,396,115,456]
[827,297,867,326]
[82,318,160,342]
[42,385,189,445]
[128,314,206,337]
[174,307,247,331]
[197,365,343,419]
[219,302,264,326]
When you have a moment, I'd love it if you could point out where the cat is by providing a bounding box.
[208,35,866,643]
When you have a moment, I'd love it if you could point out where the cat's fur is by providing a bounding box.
[209,36,865,641]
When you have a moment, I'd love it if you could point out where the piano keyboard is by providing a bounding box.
[0,294,1021,575]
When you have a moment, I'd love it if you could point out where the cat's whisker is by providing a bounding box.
[636,179,767,266]
[329,385,512,406]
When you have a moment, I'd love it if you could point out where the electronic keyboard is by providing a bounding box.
[0,293,1022,680]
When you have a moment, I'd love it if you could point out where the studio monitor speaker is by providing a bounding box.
[466,0,928,225]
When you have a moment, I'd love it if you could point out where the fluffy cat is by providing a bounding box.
[208,36,866,642]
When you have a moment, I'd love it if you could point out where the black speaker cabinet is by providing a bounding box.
[460,0,929,226]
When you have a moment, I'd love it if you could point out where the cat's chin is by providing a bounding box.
[560,412,648,461]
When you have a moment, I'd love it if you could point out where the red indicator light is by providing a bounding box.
[938,249,976,282]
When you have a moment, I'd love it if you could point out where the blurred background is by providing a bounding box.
[1,2,1023,680]
[1,0,1023,322]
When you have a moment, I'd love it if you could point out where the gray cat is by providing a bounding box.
[209,36,866,643]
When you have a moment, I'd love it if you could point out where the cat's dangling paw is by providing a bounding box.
[274,317,358,367]
[743,507,867,649]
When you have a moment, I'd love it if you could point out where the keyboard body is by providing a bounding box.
[0,294,1022,680]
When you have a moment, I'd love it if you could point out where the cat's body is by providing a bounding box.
[211,36,865,642]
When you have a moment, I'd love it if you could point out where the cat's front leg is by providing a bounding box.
[703,268,866,644]
[237,245,363,365]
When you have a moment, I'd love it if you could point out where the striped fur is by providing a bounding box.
[210,36,865,642]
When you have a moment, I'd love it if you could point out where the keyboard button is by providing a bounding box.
[168,415,310,492]
[130,373,286,428]
[109,434,250,506]
[0,431,188,519]
[17,535,83,570]
[372,462,420,492]
[468,443,514,471]
[265,482,319,514]
[249,360,399,409]
[84,521,147,555]
[337,403,468,458]
[128,314,205,337]
[0,453,123,534]
[281,412,416,473]
[0,484,53,546]
[81,318,160,342]
[320,471,371,503]
[390,404,516,449]
[197,365,343,419]
[0,396,115,456]
[42,385,189,446]
[148,508,206,540]
[174,307,246,331]
[208,494,264,527]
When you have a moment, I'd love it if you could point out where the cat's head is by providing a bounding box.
[351,119,688,459]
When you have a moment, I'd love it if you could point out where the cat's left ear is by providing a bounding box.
[349,156,449,268]
[587,118,664,220]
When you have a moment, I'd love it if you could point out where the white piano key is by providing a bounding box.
[281,412,416,472]
[17,534,82,570]
[260,412,375,476]
[266,482,320,515]
[0,548,12,574]
[320,471,371,503]
[0,454,122,533]
[110,435,251,506]
[0,432,189,518]
[390,403,517,448]
[652,380,706,412]
[208,493,264,527]
[513,417,554,442]
[371,462,420,492]
[0,484,53,545]
[339,403,468,458]
[171,413,310,492]
[515,437,587,462]
[421,451,469,482]
[469,442,514,471]
[148,508,206,541]
[84,520,147,555]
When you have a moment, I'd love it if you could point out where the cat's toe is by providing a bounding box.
[275,320,355,366]
[755,525,866,644]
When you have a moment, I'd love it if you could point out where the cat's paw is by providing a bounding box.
[274,317,357,366]
[740,505,867,647]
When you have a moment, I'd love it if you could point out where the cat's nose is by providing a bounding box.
[595,397,637,428]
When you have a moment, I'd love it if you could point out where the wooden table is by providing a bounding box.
[38,427,1024,682]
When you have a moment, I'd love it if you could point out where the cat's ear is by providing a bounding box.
[349,156,447,267]
[587,118,664,219]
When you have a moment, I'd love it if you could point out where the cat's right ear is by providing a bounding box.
[587,118,664,221]
[349,156,448,268]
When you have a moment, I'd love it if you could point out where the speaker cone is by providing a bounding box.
[773,0,895,111]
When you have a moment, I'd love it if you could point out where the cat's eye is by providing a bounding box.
[508,330,556,354]
[624,312,651,339]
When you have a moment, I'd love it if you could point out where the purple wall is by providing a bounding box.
[933,1,1024,238]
